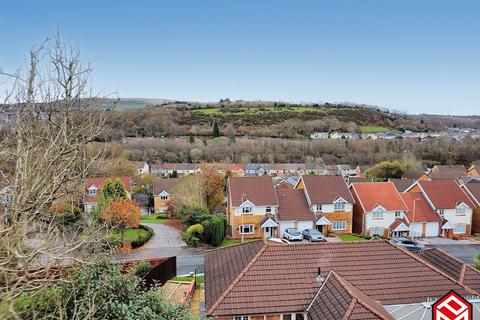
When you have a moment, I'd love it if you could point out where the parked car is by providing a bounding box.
[283,228,303,241]
[302,229,325,242]
[390,237,425,251]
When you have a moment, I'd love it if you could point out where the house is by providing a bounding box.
[132,161,149,175]
[462,181,480,233]
[153,178,178,213]
[150,162,175,177]
[274,179,293,190]
[402,170,429,181]
[468,164,480,177]
[350,182,408,237]
[310,132,329,139]
[275,189,315,237]
[83,177,132,213]
[133,192,150,215]
[245,163,270,176]
[305,163,328,175]
[296,175,355,235]
[389,178,416,192]
[337,164,357,177]
[407,180,475,238]
[225,163,245,177]
[227,176,279,239]
[429,164,466,180]
[400,192,442,237]
[205,240,480,320]
[347,177,372,185]
[174,163,198,176]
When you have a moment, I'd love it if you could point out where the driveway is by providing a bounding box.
[419,237,480,265]
[115,223,205,275]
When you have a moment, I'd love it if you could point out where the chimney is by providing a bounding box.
[315,266,324,283]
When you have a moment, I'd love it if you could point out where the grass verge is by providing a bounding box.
[336,234,367,241]
[173,275,205,288]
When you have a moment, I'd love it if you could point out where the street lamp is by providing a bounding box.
[410,198,420,240]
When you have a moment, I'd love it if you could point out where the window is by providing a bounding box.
[334,202,346,211]
[88,188,97,195]
[234,316,250,320]
[456,206,466,216]
[332,221,346,230]
[160,195,168,200]
[372,209,384,219]
[242,206,252,214]
[438,209,444,217]
[395,211,402,218]
[281,314,305,320]
[454,223,467,234]
[239,225,254,234]
[4,195,12,204]
[316,204,322,211]
[266,206,272,213]
[370,227,384,237]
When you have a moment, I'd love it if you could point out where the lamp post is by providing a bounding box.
[410,198,419,240]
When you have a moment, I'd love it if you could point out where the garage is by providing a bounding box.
[425,222,440,237]
[297,221,314,232]
[410,223,423,237]
[279,222,295,236]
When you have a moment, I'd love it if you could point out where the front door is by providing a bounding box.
[264,227,272,238]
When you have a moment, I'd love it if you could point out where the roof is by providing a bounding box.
[175,163,197,171]
[390,178,416,192]
[153,178,178,195]
[389,219,409,231]
[350,182,408,212]
[276,189,314,222]
[228,176,278,207]
[414,247,480,293]
[464,182,480,205]
[400,192,442,223]
[348,177,373,185]
[131,161,147,169]
[402,170,426,180]
[417,180,475,209]
[307,271,393,320]
[429,165,466,180]
[205,241,478,317]
[301,175,354,205]
[84,176,132,202]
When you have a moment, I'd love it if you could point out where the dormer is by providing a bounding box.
[371,205,386,219]
[239,199,255,214]
[87,185,98,195]
[333,197,348,211]
[159,190,169,200]
[455,202,469,216]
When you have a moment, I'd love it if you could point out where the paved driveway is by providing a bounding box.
[418,237,480,265]
[115,223,205,275]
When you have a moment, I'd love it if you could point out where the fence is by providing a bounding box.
[143,256,177,289]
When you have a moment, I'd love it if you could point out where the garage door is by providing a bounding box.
[280,222,295,236]
[425,222,439,237]
[298,221,314,232]
[410,223,422,237]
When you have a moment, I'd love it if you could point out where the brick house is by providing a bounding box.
[296,175,355,235]
[205,240,480,320]
[399,192,442,237]
[275,189,315,237]
[153,178,178,213]
[461,181,480,234]
[83,177,132,213]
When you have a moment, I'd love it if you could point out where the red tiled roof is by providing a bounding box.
[400,192,442,223]
[228,176,278,206]
[418,180,475,209]
[464,183,480,205]
[84,177,131,202]
[389,219,409,231]
[350,182,408,212]
[307,271,393,320]
[429,165,466,180]
[276,189,314,222]
[205,241,478,317]
[153,178,178,195]
[301,175,354,204]
[402,170,426,180]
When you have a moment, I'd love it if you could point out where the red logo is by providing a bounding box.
[433,290,472,320]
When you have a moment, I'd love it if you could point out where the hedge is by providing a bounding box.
[131,225,154,249]
[201,215,226,247]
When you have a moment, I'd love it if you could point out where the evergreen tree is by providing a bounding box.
[189,135,195,144]
[213,122,220,137]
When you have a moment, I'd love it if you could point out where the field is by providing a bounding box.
[359,125,389,133]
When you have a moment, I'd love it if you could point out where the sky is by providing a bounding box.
[0,0,479,115]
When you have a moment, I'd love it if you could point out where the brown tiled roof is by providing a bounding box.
[301,175,354,204]
[204,240,265,312]
[307,271,393,320]
[389,219,409,231]
[84,177,131,202]
[276,189,314,222]
[418,180,475,209]
[464,182,480,205]
[348,177,373,185]
[228,176,278,206]
[429,165,466,180]
[402,170,426,180]
[400,192,442,223]
[350,182,408,212]
[205,241,478,317]
[390,178,415,192]
[153,178,178,195]
[415,247,480,293]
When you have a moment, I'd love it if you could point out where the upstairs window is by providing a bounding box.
[456,206,466,216]
[395,211,402,218]
[234,316,250,320]
[242,206,252,214]
[88,187,97,195]
[316,204,322,211]
[334,202,346,211]
[438,209,445,217]
[266,206,272,213]
[372,209,384,219]
[160,195,168,200]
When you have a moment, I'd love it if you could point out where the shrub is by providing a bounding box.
[184,224,204,247]
[202,215,226,246]
[131,225,154,249]
[132,261,151,278]
[176,205,210,226]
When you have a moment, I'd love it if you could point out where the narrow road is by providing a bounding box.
[115,223,205,275]
[427,244,480,265]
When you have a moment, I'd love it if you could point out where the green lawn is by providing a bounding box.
[173,275,204,288]
[336,234,367,242]
[359,125,389,133]
[113,228,150,241]
[140,213,168,224]
[219,238,260,248]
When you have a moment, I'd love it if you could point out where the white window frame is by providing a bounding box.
[438,209,444,217]
[239,224,254,235]
[242,206,252,214]
[456,206,466,216]
[281,314,305,320]
[316,204,322,211]
[233,316,250,320]
[395,211,402,218]
[372,209,384,219]
[160,195,168,200]
[370,227,384,237]
[453,223,467,234]
[266,206,272,213]
[334,202,346,211]
[88,187,97,195]
[332,221,346,231]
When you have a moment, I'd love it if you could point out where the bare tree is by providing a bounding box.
[0,36,116,316]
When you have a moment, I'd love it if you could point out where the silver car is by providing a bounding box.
[283,228,303,241]
[302,229,325,242]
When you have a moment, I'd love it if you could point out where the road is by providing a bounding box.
[115,223,205,275]
[427,243,480,265]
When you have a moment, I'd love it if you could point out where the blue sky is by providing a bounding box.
[1,0,479,115]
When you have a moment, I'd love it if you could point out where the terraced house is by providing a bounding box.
[295,175,355,235]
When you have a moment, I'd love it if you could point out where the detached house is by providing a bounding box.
[400,192,442,237]
[429,164,466,180]
[296,175,355,235]
[463,181,480,233]
[83,177,132,213]
[350,182,408,237]
[227,176,279,239]
[153,178,178,213]
[132,161,149,175]
[407,180,474,238]
[275,189,315,236]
